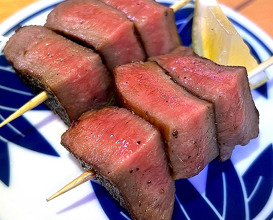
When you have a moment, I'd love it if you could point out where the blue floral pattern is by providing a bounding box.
[0,54,59,186]
[0,1,272,219]
[92,144,273,219]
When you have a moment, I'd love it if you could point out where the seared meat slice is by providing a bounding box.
[114,61,219,179]
[46,0,146,70]
[150,47,259,161]
[61,107,175,220]
[100,0,181,56]
[4,25,112,126]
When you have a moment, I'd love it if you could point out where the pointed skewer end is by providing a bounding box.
[0,121,7,128]
[46,170,95,202]
[0,91,49,129]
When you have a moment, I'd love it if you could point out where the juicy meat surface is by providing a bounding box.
[100,0,181,57]
[4,25,112,125]
[150,47,259,160]
[46,0,146,70]
[61,107,175,220]
[114,61,219,179]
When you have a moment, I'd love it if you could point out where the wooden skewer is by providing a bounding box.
[46,169,95,202]
[170,0,192,12]
[0,91,49,128]
[247,56,273,89]
[248,56,273,79]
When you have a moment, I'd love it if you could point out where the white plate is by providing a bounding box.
[0,0,273,219]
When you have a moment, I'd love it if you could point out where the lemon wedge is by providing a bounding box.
[192,0,268,89]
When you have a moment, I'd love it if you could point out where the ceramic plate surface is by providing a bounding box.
[0,0,273,219]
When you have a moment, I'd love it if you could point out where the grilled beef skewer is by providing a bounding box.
[114,61,219,179]
[150,46,259,161]
[61,106,175,220]
[1,0,183,127]
[4,25,113,126]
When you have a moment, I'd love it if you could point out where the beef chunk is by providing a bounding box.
[46,0,146,70]
[114,61,219,179]
[4,25,112,125]
[150,47,259,160]
[100,0,181,56]
[61,107,175,220]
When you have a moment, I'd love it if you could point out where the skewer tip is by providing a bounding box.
[0,91,49,128]
[170,0,192,12]
[46,170,94,202]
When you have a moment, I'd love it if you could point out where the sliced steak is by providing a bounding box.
[4,25,112,126]
[150,47,259,160]
[45,0,146,70]
[100,0,181,57]
[61,106,175,220]
[114,61,219,179]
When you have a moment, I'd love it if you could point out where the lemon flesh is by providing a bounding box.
[192,0,268,89]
